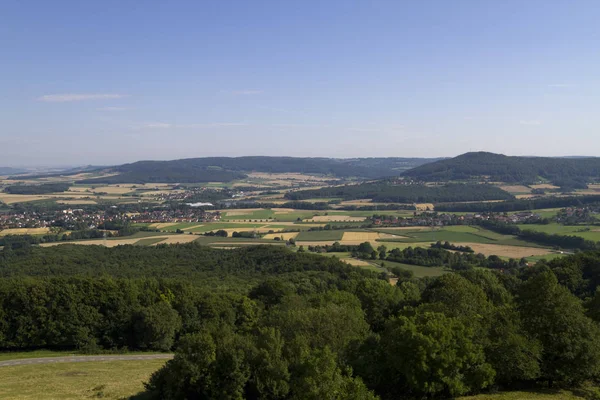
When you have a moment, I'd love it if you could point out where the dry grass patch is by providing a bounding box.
[516,194,537,199]
[0,227,50,236]
[40,238,146,247]
[88,186,133,194]
[181,224,204,231]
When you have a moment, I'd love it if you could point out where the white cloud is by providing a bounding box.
[37,93,128,102]
[519,120,543,126]
[96,106,127,111]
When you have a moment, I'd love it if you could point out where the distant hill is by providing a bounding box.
[284,181,514,203]
[70,156,442,184]
[0,167,27,175]
[402,152,600,188]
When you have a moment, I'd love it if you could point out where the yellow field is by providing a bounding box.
[515,194,537,199]
[263,232,299,240]
[88,186,134,194]
[460,243,554,258]
[150,235,199,245]
[415,203,435,210]
[341,232,381,241]
[0,227,51,236]
[222,209,263,216]
[181,224,204,231]
[247,172,339,182]
[308,215,366,222]
[40,238,144,247]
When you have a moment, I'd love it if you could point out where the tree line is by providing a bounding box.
[436,194,600,213]
[3,243,600,398]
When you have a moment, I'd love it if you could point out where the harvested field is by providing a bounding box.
[341,232,381,241]
[499,185,532,193]
[222,208,263,216]
[515,194,537,199]
[150,235,199,245]
[149,223,178,229]
[181,224,204,231]
[376,226,435,231]
[263,232,299,240]
[40,238,144,247]
[56,199,97,205]
[0,194,45,204]
[0,227,51,236]
[530,184,560,190]
[88,186,133,194]
[295,241,337,246]
[415,203,435,211]
[460,243,554,258]
[308,215,366,222]
[274,208,296,214]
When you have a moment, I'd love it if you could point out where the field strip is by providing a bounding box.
[181,224,204,231]
[263,232,299,240]
[458,242,555,258]
[0,227,51,236]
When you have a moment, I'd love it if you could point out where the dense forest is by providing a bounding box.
[403,152,600,187]
[436,194,600,212]
[24,157,441,184]
[3,183,70,194]
[3,243,600,398]
[284,182,514,203]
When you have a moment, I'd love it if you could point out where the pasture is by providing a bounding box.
[517,223,600,242]
[0,359,166,399]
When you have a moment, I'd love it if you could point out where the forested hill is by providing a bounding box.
[285,182,514,203]
[70,156,441,184]
[0,167,26,175]
[403,152,600,187]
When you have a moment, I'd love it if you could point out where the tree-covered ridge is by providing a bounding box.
[403,151,600,187]
[3,183,71,194]
[58,156,441,184]
[285,182,514,203]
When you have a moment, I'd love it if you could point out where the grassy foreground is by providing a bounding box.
[0,359,167,399]
[461,387,600,400]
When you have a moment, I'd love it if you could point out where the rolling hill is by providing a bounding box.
[58,156,442,184]
[402,152,600,188]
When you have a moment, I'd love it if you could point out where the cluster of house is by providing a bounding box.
[556,207,598,224]
[0,207,221,231]
[371,211,543,227]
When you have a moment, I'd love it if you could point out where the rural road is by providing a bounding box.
[0,354,174,368]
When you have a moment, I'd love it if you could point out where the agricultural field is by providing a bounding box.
[0,359,167,399]
[0,227,51,236]
[517,223,600,242]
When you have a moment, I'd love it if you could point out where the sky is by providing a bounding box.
[1,0,600,166]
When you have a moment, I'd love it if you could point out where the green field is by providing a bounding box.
[460,386,600,400]
[295,230,345,241]
[221,209,276,220]
[517,223,600,241]
[0,359,167,399]
[0,350,75,362]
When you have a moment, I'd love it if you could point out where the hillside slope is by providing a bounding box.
[403,152,600,187]
[72,156,440,184]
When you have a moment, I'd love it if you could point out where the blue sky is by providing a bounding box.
[1,0,599,166]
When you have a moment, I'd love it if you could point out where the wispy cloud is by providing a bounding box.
[38,93,128,102]
[96,106,128,111]
[547,83,574,88]
[519,120,543,126]
[144,122,173,129]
